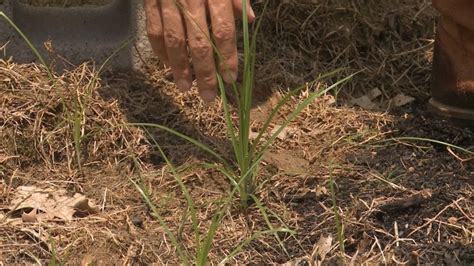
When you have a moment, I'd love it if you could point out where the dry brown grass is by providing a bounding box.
[1,0,473,265]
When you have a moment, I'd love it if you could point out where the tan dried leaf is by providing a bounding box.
[391,93,415,107]
[21,208,38,223]
[8,186,98,221]
[447,217,458,225]
[311,235,333,265]
[263,152,308,174]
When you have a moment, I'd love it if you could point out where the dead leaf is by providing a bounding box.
[270,125,297,141]
[8,186,99,222]
[81,255,97,266]
[447,217,458,225]
[391,93,415,107]
[73,198,99,216]
[311,235,333,265]
[351,95,378,109]
[263,152,308,174]
[249,131,259,141]
[322,95,336,106]
[21,208,38,223]
[315,186,328,197]
[350,88,382,110]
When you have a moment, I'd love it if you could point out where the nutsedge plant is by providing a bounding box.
[1,3,351,263]
[127,2,354,263]
[131,0,355,210]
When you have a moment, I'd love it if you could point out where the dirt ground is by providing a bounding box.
[1,0,473,265]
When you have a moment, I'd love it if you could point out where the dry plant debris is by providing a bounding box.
[6,185,99,222]
[1,0,473,264]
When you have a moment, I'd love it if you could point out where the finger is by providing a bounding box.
[208,0,238,84]
[161,0,192,91]
[144,0,168,65]
[432,0,474,31]
[182,0,218,102]
[232,0,255,22]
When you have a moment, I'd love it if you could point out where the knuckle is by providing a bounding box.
[198,74,217,88]
[213,22,235,42]
[190,37,213,59]
[164,29,186,48]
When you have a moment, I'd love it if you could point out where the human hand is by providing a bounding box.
[145,0,255,101]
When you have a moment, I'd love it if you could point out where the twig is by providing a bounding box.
[408,197,464,237]
[0,194,32,223]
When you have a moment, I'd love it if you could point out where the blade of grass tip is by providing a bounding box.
[0,12,52,79]
[218,228,292,265]
[241,0,253,158]
[126,123,229,167]
[256,73,356,159]
[390,137,474,156]
[251,195,291,257]
[97,37,135,75]
[143,129,200,254]
[129,157,190,265]
[250,68,346,153]
[49,238,58,266]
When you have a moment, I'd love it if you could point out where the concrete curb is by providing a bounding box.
[0,0,153,71]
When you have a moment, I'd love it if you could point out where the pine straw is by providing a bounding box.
[1,0,473,264]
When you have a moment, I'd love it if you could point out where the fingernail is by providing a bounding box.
[200,90,216,102]
[176,79,191,92]
[249,8,256,21]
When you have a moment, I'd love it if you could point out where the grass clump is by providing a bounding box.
[128,1,354,264]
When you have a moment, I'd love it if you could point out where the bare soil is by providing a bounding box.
[1,0,473,265]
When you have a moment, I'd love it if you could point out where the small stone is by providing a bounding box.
[131,215,144,228]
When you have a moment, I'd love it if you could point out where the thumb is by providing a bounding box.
[233,0,255,22]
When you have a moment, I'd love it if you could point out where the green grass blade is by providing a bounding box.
[250,68,346,153]
[49,238,58,266]
[197,160,261,263]
[256,73,355,159]
[126,123,228,166]
[128,158,190,265]
[143,130,200,246]
[72,110,83,174]
[217,74,241,167]
[251,195,290,257]
[389,137,474,156]
[218,228,293,265]
[96,37,134,75]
